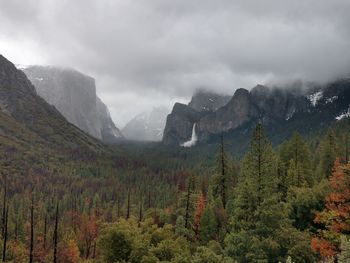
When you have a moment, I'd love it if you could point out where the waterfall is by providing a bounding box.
[181,123,197,147]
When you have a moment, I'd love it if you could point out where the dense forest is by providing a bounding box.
[1,118,350,263]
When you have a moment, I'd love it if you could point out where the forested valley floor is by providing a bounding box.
[1,119,350,263]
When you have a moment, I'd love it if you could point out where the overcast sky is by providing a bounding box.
[1,0,350,127]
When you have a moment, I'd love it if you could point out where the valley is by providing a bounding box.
[1,52,350,262]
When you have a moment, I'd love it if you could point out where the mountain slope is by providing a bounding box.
[22,65,123,143]
[0,54,106,153]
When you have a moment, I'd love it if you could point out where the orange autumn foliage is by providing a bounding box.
[77,214,98,259]
[312,159,350,259]
[311,237,336,259]
[58,239,80,263]
[194,192,206,239]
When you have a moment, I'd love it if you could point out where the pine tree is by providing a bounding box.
[184,175,195,230]
[278,133,313,188]
[175,216,187,237]
[317,130,337,179]
[219,134,227,209]
[126,187,131,220]
[241,123,276,207]
[53,201,59,263]
[1,176,7,239]
[225,124,292,262]
[29,195,34,263]
[199,206,217,244]
[138,192,143,225]
[2,205,9,261]
[211,134,233,209]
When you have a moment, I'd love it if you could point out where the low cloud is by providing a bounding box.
[0,0,350,125]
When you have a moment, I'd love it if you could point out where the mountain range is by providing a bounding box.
[2,51,350,156]
[163,80,350,149]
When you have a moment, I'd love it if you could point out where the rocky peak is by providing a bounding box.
[195,88,259,140]
[250,84,270,98]
[188,90,231,112]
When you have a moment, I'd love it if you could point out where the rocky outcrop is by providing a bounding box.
[22,66,123,143]
[249,84,309,123]
[162,103,205,145]
[122,107,169,141]
[188,90,231,112]
[162,91,232,145]
[96,97,123,143]
[196,88,259,140]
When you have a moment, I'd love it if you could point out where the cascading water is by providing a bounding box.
[181,123,197,147]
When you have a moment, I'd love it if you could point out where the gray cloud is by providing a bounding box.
[0,0,350,126]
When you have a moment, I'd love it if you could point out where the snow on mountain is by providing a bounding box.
[307,91,323,106]
[336,106,350,121]
[122,107,169,141]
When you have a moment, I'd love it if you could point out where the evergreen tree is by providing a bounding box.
[53,201,59,263]
[241,124,276,207]
[184,175,195,230]
[175,216,187,237]
[225,124,293,262]
[211,134,236,209]
[199,206,217,244]
[317,130,337,179]
[29,194,34,263]
[277,132,313,200]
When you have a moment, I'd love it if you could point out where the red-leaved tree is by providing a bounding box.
[312,159,350,260]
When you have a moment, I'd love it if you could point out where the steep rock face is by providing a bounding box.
[163,91,232,145]
[96,97,123,143]
[188,90,231,112]
[22,66,123,143]
[0,54,104,151]
[197,89,259,139]
[122,107,169,141]
[249,84,309,123]
[162,103,204,145]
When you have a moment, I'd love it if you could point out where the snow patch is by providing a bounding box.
[326,96,338,104]
[286,109,295,121]
[307,91,323,106]
[31,77,44,82]
[336,106,350,121]
[181,123,197,147]
[15,64,29,70]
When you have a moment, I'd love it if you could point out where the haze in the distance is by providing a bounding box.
[0,0,350,126]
